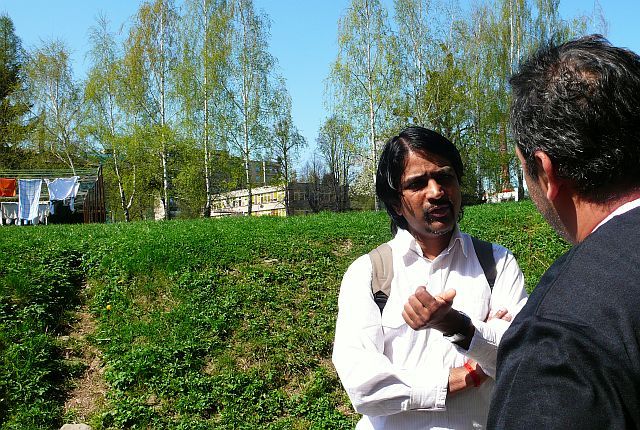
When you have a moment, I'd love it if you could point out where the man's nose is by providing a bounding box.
[425,179,444,199]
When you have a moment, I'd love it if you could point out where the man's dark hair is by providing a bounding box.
[510,34,640,202]
[376,126,463,231]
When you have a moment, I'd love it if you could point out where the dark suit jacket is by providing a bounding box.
[488,206,640,429]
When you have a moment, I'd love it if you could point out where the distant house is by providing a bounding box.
[153,157,281,220]
[210,181,349,217]
[211,184,287,217]
[485,188,519,204]
[248,159,280,186]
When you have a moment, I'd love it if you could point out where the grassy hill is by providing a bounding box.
[0,201,569,429]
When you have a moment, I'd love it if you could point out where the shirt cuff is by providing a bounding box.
[407,365,448,411]
[452,319,509,378]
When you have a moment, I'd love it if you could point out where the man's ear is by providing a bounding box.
[533,151,561,201]
[393,202,403,216]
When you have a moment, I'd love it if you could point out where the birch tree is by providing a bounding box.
[26,40,86,173]
[505,0,532,197]
[317,114,356,211]
[331,0,397,210]
[270,79,306,215]
[123,0,179,220]
[178,0,232,216]
[223,0,274,215]
[394,0,459,130]
[85,15,138,221]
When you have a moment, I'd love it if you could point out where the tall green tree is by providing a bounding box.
[460,3,502,200]
[123,0,180,220]
[0,14,32,168]
[393,0,476,199]
[504,0,532,197]
[178,0,232,216]
[25,39,87,173]
[496,0,587,198]
[393,0,436,126]
[390,0,593,201]
[85,15,138,221]
[317,114,356,211]
[394,0,467,137]
[331,0,398,210]
[222,0,274,215]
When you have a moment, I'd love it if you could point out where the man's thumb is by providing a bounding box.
[440,288,456,303]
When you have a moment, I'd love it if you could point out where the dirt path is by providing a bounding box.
[61,305,107,422]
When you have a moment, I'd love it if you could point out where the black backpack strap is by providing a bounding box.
[368,243,393,314]
[471,236,497,290]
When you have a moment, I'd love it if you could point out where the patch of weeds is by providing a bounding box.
[0,202,568,427]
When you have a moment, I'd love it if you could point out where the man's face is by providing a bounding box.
[516,148,573,243]
[395,149,461,242]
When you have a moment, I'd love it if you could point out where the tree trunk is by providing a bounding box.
[283,147,290,216]
[202,0,212,217]
[243,112,252,216]
[112,146,130,222]
[365,8,379,212]
[500,122,509,190]
[160,2,170,220]
[107,88,132,222]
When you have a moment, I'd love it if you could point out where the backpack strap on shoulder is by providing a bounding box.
[471,236,497,290]
[368,243,393,314]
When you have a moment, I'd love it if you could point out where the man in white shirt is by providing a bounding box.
[333,126,528,430]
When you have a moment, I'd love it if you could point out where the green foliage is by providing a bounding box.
[0,14,33,169]
[0,230,85,430]
[0,201,568,428]
[25,39,88,171]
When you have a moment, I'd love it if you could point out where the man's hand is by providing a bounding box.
[403,286,475,349]
[402,286,459,333]
[487,308,512,322]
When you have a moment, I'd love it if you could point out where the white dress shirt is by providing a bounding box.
[45,176,80,213]
[332,227,527,430]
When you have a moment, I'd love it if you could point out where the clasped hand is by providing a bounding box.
[402,286,513,331]
[402,286,459,332]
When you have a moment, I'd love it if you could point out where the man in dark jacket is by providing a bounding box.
[488,35,640,429]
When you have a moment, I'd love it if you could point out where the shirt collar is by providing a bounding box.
[394,225,466,260]
[592,197,640,233]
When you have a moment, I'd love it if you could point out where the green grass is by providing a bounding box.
[0,200,570,429]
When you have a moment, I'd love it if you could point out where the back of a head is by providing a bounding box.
[510,34,640,202]
[376,126,463,232]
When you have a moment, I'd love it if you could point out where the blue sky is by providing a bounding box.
[1,0,638,166]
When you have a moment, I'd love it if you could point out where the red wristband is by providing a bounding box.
[464,361,481,387]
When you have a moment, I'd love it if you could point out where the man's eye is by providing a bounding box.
[436,173,456,183]
[406,179,425,190]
